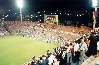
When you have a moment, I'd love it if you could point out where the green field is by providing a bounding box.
[0,36,57,65]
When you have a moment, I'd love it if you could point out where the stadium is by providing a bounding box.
[0,0,99,65]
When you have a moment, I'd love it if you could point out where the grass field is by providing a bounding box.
[0,36,57,65]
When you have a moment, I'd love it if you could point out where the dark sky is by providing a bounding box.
[29,0,90,8]
[0,0,91,9]
[35,0,88,8]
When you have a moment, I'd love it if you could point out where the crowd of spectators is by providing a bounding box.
[0,27,9,37]
[0,21,99,65]
[4,21,91,45]
[23,29,99,65]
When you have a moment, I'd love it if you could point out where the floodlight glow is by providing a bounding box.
[17,0,24,8]
[16,0,24,22]
[92,0,97,7]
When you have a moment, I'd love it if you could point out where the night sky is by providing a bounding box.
[0,0,94,26]
[0,0,91,9]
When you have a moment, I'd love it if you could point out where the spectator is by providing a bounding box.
[72,51,80,65]
[87,32,97,56]
[80,37,88,64]
[48,53,55,65]
[66,45,72,65]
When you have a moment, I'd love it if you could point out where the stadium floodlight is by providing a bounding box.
[92,0,98,29]
[16,0,24,22]
[92,0,98,7]
[17,0,24,9]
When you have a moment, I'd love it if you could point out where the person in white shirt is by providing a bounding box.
[48,53,55,65]
[80,38,88,64]
[80,38,88,52]
[74,43,80,52]
[66,45,73,65]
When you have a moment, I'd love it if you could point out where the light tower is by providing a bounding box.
[16,0,24,22]
[92,0,98,29]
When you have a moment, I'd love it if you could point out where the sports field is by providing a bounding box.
[0,36,57,65]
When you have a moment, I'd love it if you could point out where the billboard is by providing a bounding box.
[44,14,58,25]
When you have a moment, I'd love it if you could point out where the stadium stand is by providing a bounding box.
[0,21,99,65]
